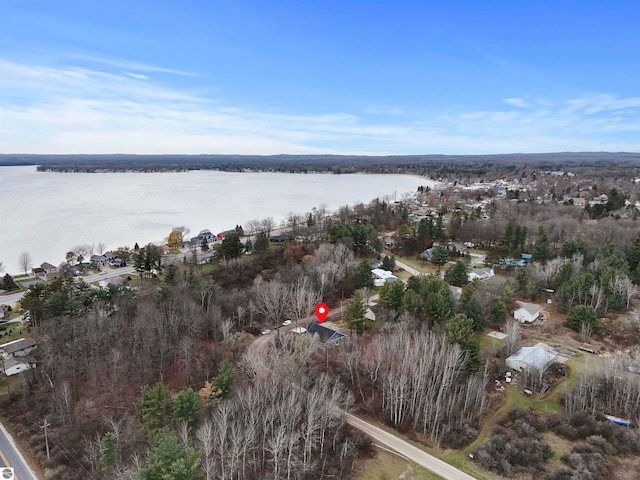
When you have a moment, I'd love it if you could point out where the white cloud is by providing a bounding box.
[503,97,529,108]
[363,107,405,115]
[1,58,640,155]
[65,52,197,76]
[125,72,149,80]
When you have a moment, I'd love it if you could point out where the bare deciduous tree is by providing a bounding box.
[504,319,522,355]
[245,219,263,235]
[287,276,321,320]
[261,217,275,236]
[251,277,290,324]
[18,251,32,274]
[580,321,593,343]
[357,322,487,445]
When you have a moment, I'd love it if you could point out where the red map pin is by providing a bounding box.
[315,303,329,323]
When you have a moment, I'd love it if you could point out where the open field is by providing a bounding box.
[355,448,445,480]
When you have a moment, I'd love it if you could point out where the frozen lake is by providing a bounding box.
[0,166,433,274]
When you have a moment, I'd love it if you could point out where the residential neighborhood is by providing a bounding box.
[3,159,640,480]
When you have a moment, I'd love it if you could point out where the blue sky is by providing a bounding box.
[1,0,639,154]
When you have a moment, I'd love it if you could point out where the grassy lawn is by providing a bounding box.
[352,413,489,480]
[476,331,504,355]
[200,263,217,274]
[392,255,431,274]
[445,352,590,474]
[0,322,30,343]
[0,375,20,396]
[355,449,445,480]
[395,270,412,282]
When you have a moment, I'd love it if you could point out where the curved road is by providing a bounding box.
[249,296,475,480]
[345,414,476,480]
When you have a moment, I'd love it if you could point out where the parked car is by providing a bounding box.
[261,329,271,335]
[282,320,292,326]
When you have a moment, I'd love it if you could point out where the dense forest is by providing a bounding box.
[2,152,640,177]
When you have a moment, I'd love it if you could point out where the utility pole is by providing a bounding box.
[40,418,51,461]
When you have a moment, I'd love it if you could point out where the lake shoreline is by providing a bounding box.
[1,167,434,275]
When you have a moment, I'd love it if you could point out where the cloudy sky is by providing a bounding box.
[1,0,639,155]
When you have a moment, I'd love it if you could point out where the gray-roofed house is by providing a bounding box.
[91,254,108,267]
[468,267,495,281]
[40,262,57,273]
[307,323,346,349]
[197,229,216,242]
[0,338,37,359]
[419,248,433,260]
[514,303,540,324]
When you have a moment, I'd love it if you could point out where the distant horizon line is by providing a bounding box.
[2,151,640,157]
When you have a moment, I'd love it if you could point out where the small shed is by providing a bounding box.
[506,346,557,372]
[514,304,540,323]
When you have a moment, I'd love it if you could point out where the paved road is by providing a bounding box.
[393,258,422,276]
[246,293,474,479]
[0,421,38,480]
[1,267,136,308]
[345,414,476,480]
[0,291,25,309]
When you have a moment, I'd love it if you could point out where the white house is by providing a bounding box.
[371,268,398,287]
[468,267,495,282]
[514,303,540,324]
[2,357,36,376]
[506,345,557,372]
